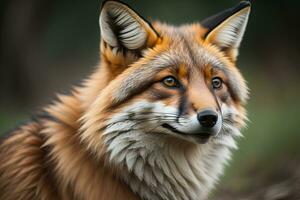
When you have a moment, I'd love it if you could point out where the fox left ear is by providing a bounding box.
[99,0,159,65]
[202,1,251,61]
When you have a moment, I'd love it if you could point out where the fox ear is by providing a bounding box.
[99,1,158,58]
[202,1,251,61]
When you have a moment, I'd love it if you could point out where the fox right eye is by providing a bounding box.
[212,77,223,89]
[162,76,180,88]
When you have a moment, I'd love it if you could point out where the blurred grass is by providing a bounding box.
[0,112,27,135]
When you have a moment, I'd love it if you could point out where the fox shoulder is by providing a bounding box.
[0,120,59,200]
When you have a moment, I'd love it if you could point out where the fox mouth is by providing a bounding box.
[161,123,211,144]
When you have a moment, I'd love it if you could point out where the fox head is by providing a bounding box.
[80,1,250,198]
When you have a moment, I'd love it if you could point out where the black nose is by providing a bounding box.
[197,109,218,128]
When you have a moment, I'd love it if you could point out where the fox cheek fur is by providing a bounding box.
[0,1,250,200]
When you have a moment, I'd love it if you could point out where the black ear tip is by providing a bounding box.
[101,0,123,10]
[239,1,251,8]
[201,1,251,37]
[101,0,112,10]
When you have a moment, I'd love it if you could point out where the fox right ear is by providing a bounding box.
[99,0,158,64]
[202,1,251,61]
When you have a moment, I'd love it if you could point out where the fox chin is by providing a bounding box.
[0,1,250,200]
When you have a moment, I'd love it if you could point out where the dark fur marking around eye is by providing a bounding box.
[149,88,172,100]
[177,86,188,120]
[220,92,230,103]
[211,65,243,103]
[209,85,222,113]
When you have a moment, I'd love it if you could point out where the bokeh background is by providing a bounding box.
[1,0,300,199]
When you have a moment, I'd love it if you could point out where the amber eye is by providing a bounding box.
[162,76,179,88]
[212,77,223,89]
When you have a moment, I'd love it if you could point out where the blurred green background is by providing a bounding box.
[1,0,300,198]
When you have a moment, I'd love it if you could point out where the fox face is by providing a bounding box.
[82,1,249,145]
[79,1,250,199]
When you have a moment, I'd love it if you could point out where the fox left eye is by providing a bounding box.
[162,76,179,88]
[212,77,223,89]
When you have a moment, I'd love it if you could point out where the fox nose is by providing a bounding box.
[197,109,218,128]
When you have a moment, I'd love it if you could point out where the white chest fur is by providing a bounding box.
[104,129,235,200]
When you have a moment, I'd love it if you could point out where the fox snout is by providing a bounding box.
[197,109,218,129]
[161,106,222,144]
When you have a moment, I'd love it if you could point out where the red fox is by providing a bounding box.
[0,1,250,199]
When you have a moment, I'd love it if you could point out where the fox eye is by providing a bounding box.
[162,76,179,88]
[212,77,223,89]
